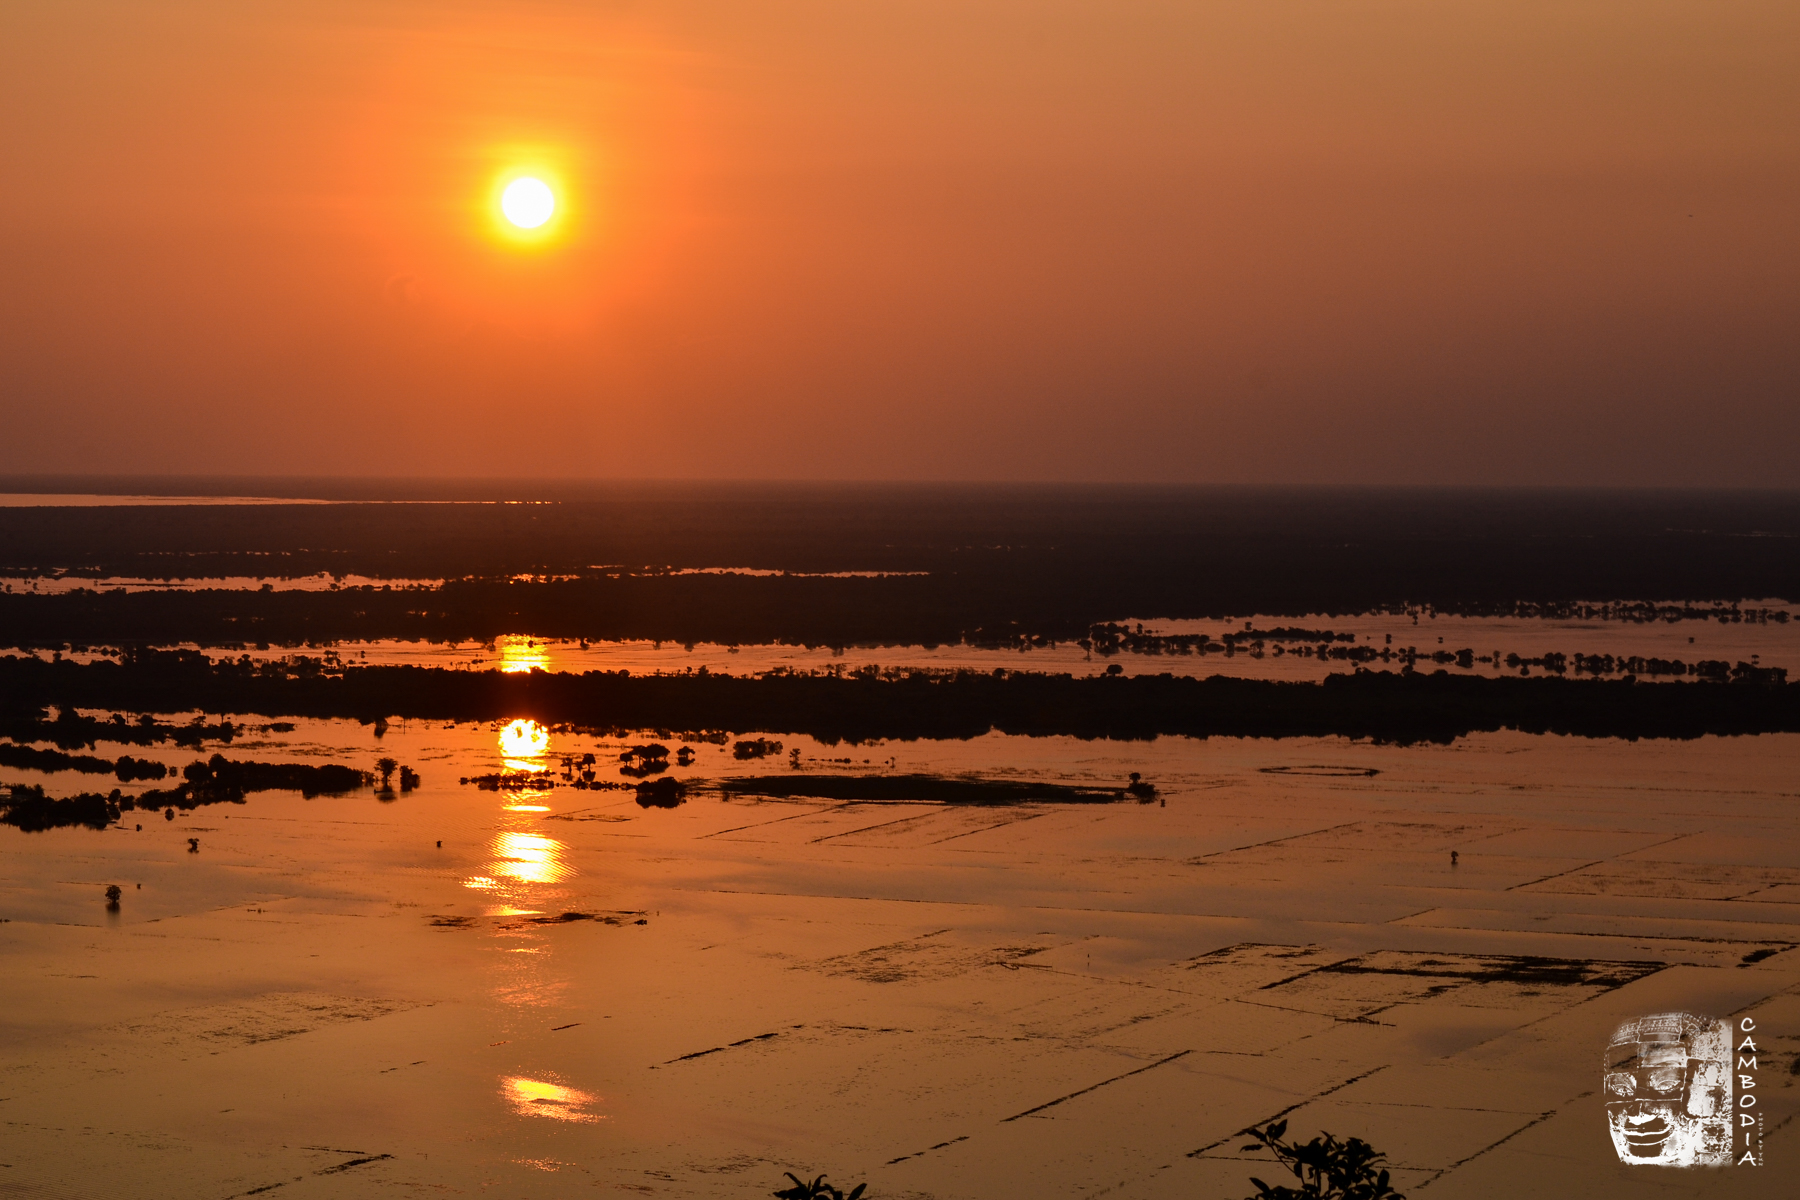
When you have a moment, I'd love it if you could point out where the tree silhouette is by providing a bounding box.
[1238,1120,1405,1200]
[773,1174,864,1200]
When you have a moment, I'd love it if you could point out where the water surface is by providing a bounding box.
[4,717,1797,1198]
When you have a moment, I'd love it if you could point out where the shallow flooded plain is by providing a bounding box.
[4,717,1797,1198]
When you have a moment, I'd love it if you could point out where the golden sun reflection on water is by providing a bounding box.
[498,635,551,674]
[500,718,550,760]
[488,830,569,885]
[463,789,573,898]
[501,1075,602,1123]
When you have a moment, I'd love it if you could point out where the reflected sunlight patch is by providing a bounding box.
[515,1157,579,1172]
[498,637,551,675]
[488,831,569,885]
[501,1075,603,1123]
[500,718,550,763]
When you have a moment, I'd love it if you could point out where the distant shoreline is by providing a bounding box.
[5,476,1800,504]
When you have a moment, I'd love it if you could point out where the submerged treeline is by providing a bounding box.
[2,653,1796,745]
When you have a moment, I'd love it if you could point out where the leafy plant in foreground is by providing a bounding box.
[773,1172,866,1200]
[1237,1120,1404,1200]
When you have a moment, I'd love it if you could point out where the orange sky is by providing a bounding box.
[1,1,1796,484]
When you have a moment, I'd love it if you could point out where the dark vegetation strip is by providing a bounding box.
[0,754,370,831]
[0,706,266,750]
[0,742,168,780]
[4,653,1800,745]
[1,785,128,832]
[172,753,369,798]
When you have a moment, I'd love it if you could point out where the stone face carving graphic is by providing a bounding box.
[1604,1012,1732,1166]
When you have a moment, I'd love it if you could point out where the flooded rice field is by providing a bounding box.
[3,715,1797,1198]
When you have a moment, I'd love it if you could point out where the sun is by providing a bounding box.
[501,177,556,229]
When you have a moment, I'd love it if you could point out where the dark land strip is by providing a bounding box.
[4,654,1800,746]
[1,754,370,830]
[5,487,1800,650]
[6,486,1800,595]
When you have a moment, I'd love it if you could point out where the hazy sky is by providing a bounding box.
[2,1,1795,484]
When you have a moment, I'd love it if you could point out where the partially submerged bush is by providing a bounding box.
[734,737,783,760]
[635,777,685,808]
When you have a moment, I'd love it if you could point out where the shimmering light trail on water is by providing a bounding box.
[486,831,570,886]
[501,1075,603,1123]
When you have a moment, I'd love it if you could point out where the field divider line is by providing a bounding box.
[1001,1049,1192,1122]
[1185,1065,1390,1157]
[696,802,854,839]
[809,811,938,844]
[930,810,1051,845]
[1413,1109,1558,1188]
[1503,831,1697,892]
[653,1025,806,1067]
[1185,822,1365,863]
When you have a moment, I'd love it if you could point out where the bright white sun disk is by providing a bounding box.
[502,178,555,229]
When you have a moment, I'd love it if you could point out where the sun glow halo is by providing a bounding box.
[501,177,556,229]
